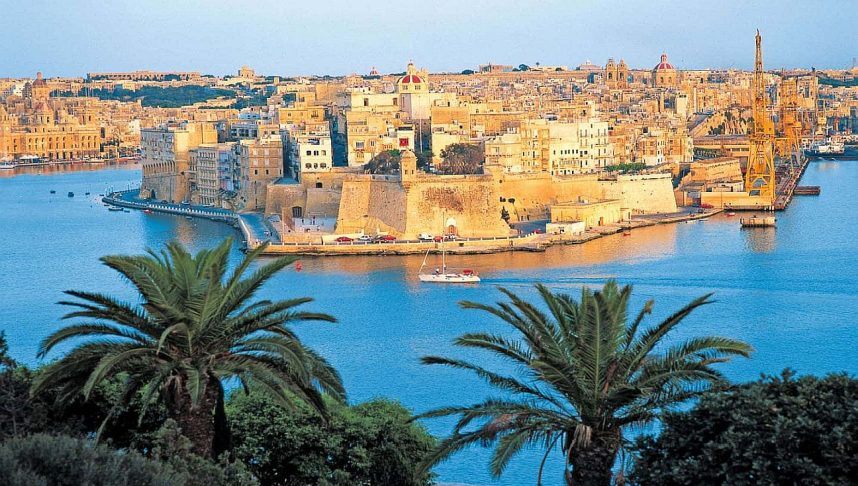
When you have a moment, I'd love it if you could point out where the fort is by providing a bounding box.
[264,150,678,245]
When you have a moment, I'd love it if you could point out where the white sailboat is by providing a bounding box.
[418,216,480,283]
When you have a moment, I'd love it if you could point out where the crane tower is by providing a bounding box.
[745,30,776,203]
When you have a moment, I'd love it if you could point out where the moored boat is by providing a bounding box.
[418,215,480,283]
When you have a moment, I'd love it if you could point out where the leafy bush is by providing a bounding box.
[632,371,858,485]
[0,434,182,486]
[228,391,435,485]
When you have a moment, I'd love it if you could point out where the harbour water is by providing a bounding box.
[1,161,856,485]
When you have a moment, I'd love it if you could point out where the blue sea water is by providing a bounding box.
[0,161,855,485]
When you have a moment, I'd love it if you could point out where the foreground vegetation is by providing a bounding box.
[632,370,858,484]
[419,282,751,485]
[33,239,343,458]
[1,240,854,484]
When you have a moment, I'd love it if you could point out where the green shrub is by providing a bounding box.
[228,392,435,485]
[0,434,182,486]
[632,371,858,485]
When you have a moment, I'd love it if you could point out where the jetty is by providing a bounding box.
[740,215,776,227]
[773,156,811,210]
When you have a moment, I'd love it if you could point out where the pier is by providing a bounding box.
[773,156,812,211]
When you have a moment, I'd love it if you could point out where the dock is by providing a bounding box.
[740,216,776,227]
[773,156,811,210]
[794,186,821,196]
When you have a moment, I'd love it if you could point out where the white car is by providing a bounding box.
[357,235,373,242]
[418,233,434,241]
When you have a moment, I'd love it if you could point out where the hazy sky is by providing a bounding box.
[1,0,856,78]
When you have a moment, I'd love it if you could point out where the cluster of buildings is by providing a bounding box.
[8,49,849,239]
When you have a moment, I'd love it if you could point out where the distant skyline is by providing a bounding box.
[1,0,856,78]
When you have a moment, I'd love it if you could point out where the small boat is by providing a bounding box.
[726,212,736,217]
[67,192,74,197]
[185,216,193,220]
[49,190,56,194]
[419,268,481,283]
[122,209,130,213]
[85,192,90,196]
[143,209,153,214]
[107,206,123,212]
[418,215,480,283]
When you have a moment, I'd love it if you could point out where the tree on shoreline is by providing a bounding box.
[418,281,751,485]
[32,238,344,458]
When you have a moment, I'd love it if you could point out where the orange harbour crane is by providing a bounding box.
[745,30,776,203]
[777,76,803,173]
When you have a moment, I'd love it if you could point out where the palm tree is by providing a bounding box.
[32,238,343,458]
[418,281,751,485]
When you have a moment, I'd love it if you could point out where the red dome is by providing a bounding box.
[400,74,423,84]
[654,53,674,71]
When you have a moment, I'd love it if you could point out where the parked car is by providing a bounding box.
[335,236,353,243]
[357,235,374,242]
[444,234,458,241]
[376,235,396,242]
[418,233,434,241]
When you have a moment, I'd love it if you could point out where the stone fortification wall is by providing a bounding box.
[600,173,678,213]
[265,183,306,217]
[305,188,341,218]
[335,177,407,235]
[403,175,510,238]
[491,173,603,222]
[141,173,187,203]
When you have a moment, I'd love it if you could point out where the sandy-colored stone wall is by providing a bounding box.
[491,173,604,222]
[403,175,510,237]
[600,173,678,213]
[335,177,407,235]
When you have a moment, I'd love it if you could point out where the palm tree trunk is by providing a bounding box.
[170,381,219,458]
[212,379,232,458]
[566,431,620,486]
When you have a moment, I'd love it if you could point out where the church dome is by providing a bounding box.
[32,71,47,86]
[399,73,423,84]
[654,53,675,71]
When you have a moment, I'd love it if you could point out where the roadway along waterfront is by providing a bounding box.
[1,161,856,485]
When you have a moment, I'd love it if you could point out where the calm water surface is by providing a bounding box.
[1,161,856,485]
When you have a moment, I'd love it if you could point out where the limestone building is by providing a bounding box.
[604,59,629,89]
[0,73,103,162]
[238,135,283,210]
[652,53,678,87]
[140,121,217,202]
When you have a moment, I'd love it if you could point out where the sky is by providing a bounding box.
[1,0,856,78]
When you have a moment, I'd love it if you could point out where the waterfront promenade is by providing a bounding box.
[102,189,718,256]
